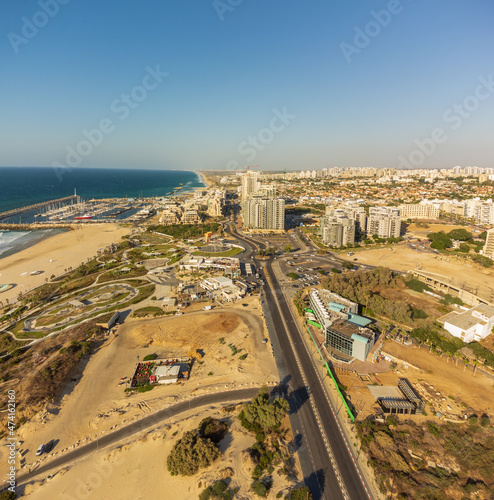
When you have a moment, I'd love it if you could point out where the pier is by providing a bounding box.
[0,195,79,222]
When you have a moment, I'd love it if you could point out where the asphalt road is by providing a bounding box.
[17,387,260,486]
[232,226,372,500]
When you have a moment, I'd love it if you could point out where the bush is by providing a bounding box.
[251,477,273,497]
[240,386,289,432]
[480,415,491,427]
[199,417,229,444]
[289,486,314,500]
[440,294,464,306]
[468,416,478,426]
[167,431,221,476]
[239,353,248,361]
[405,278,432,293]
[199,480,233,500]
[143,353,158,361]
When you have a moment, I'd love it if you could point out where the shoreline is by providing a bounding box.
[0,227,70,261]
[194,170,211,188]
[0,223,130,305]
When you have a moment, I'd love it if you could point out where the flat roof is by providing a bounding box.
[329,318,374,341]
[154,365,180,377]
[442,303,494,331]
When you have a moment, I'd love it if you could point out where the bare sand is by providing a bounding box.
[0,224,129,305]
[22,407,301,500]
[354,246,494,302]
[1,298,278,479]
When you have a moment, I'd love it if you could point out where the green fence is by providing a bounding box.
[306,327,355,422]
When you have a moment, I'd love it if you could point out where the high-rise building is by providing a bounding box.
[320,209,355,247]
[367,207,401,238]
[484,228,494,259]
[241,171,260,200]
[242,196,285,231]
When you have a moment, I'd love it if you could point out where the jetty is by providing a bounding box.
[0,195,79,222]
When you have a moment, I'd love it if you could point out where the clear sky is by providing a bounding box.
[1,0,493,171]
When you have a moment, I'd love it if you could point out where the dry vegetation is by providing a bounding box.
[0,320,105,436]
[356,416,494,500]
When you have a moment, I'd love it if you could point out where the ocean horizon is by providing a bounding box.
[0,167,205,213]
[0,167,206,259]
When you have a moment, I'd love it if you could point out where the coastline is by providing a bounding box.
[194,170,211,188]
[0,227,69,261]
[0,224,130,305]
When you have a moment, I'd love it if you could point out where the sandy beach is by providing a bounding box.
[195,170,212,188]
[0,224,130,305]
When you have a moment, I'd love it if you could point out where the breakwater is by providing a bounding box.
[0,195,78,221]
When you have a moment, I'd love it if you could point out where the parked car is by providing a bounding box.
[36,444,45,456]
[44,441,54,453]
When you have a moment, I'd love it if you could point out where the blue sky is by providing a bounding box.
[1,0,493,171]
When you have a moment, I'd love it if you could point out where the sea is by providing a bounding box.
[0,167,205,259]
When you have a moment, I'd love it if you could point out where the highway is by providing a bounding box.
[17,387,260,486]
[230,224,372,500]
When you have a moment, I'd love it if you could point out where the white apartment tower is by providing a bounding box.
[241,171,260,200]
[320,209,356,247]
[367,207,401,238]
[242,196,285,231]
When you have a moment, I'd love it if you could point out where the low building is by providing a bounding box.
[398,204,440,220]
[201,276,234,291]
[440,303,494,343]
[153,364,180,384]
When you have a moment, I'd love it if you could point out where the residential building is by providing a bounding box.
[399,203,440,219]
[242,196,285,231]
[484,228,494,259]
[320,209,355,247]
[367,207,401,238]
[241,171,260,200]
[440,303,494,343]
[182,210,201,224]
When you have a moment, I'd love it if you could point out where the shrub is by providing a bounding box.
[251,477,273,497]
[143,353,158,361]
[199,480,233,500]
[468,416,478,426]
[240,386,289,432]
[480,415,491,427]
[167,431,221,476]
[239,353,248,360]
[199,417,229,444]
[405,278,432,293]
[289,486,314,500]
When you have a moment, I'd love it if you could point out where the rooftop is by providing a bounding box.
[440,303,494,331]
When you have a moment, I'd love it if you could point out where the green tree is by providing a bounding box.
[284,244,292,253]
[240,386,289,432]
[447,228,472,241]
[166,431,221,476]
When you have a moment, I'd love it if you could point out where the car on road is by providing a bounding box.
[36,444,45,456]
[175,312,183,316]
